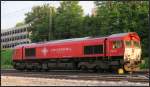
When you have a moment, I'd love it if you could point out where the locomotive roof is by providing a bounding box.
[45,36,106,44]
[15,32,138,48]
[15,36,106,47]
[108,32,137,38]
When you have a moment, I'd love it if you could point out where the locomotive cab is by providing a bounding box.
[123,33,142,71]
[108,32,142,72]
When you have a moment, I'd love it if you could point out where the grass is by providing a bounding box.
[1,65,13,69]
[1,49,13,69]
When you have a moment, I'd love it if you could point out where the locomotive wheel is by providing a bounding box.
[13,63,18,70]
[14,63,25,71]
[80,65,88,71]
[25,63,33,71]
[93,66,100,72]
[26,67,32,71]
[19,63,26,71]
[36,63,42,72]
[42,63,49,72]
[26,66,32,71]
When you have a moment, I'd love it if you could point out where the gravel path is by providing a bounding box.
[1,76,149,86]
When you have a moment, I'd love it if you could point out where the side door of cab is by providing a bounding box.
[107,38,124,57]
[13,47,23,61]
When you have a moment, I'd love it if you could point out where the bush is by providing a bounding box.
[1,49,13,69]
[140,57,149,69]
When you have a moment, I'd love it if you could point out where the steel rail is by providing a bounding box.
[1,69,149,83]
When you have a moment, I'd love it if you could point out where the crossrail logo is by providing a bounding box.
[41,47,48,56]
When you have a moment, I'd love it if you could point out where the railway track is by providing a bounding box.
[1,69,149,83]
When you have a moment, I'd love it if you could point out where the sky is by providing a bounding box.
[1,1,95,30]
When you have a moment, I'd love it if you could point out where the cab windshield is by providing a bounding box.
[125,40,140,48]
[125,40,132,47]
[133,41,140,48]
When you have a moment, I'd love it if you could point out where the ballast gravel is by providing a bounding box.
[1,76,149,86]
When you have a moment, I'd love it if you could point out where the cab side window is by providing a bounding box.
[112,40,122,49]
[133,41,140,48]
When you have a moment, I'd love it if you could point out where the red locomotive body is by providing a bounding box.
[12,32,142,73]
[13,46,23,60]
[25,37,105,59]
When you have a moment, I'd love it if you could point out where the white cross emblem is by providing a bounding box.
[41,47,48,56]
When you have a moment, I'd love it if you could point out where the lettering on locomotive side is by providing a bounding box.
[51,48,72,52]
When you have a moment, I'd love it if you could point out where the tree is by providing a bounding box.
[54,1,84,39]
[25,4,56,42]
[95,1,149,57]
[15,22,24,27]
[82,15,101,37]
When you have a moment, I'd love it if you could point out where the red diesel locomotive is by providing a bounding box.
[12,32,142,73]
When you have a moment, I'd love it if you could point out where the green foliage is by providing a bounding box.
[25,1,84,41]
[1,65,13,69]
[1,49,13,69]
[95,1,149,57]
[54,1,84,39]
[82,15,101,37]
[140,57,149,69]
[25,4,56,42]
[15,22,24,27]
